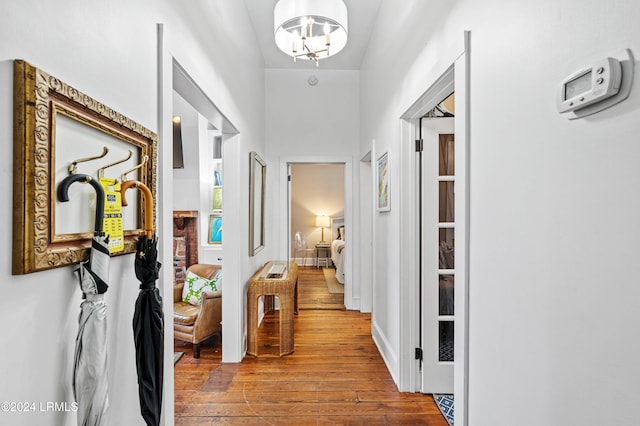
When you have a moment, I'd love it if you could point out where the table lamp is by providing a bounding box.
[316,215,331,243]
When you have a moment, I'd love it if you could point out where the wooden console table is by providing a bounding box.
[247,261,298,357]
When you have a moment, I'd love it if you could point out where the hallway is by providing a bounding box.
[174,309,447,424]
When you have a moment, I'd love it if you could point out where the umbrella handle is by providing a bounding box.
[57,174,105,234]
[121,180,154,239]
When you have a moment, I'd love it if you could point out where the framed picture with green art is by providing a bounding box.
[208,214,222,244]
[212,186,222,211]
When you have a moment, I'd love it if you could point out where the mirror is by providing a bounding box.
[249,152,266,256]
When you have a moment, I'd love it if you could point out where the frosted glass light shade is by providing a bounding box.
[274,0,348,60]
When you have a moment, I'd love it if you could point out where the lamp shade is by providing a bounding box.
[316,215,330,228]
[274,0,348,60]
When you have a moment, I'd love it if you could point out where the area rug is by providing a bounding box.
[322,268,344,294]
[174,352,184,365]
[434,394,454,426]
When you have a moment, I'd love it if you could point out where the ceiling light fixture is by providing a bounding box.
[274,0,348,67]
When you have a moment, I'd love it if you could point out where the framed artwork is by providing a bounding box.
[208,214,222,244]
[212,186,222,211]
[12,60,157,274]
[376,151,390,212]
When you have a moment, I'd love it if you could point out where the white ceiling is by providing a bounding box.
[243,0,383,70]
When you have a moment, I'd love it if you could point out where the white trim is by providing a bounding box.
[372,318,400,384]
[397,30,470,426]
[397,118,419,392]
[287,163,292,268]
[398,64,455,392]
[453,31,471,426]
[279,155,358,310]
[156,23,174,426]
[219,135,244,363]
[158,24,244,371]
[358,149,373,313]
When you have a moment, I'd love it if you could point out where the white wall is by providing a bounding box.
[159,2,268,365]
[0,1,264,425]
[173,92,201,210]
[265,68,361,307]
[361,0,640,424]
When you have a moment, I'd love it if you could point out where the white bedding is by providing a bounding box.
[331,239,345,284]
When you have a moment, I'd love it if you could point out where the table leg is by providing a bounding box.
[247,291,258,356]
[279,291,295,356]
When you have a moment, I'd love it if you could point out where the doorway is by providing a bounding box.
[289,163,345,310]
[397,31,470,425]
[279,156,356,309]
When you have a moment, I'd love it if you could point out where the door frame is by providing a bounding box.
[279,156,358,310]
[158,24,244,424]
[398,31,470,426]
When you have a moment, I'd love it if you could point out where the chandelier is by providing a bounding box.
[274,0,348,66]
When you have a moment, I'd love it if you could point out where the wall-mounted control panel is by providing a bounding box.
[557,49,634,119]
[557,57,622,113]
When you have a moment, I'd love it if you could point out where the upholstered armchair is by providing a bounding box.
[173,264,222,358]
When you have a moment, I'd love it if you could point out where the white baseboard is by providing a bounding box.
[372,319,400,386]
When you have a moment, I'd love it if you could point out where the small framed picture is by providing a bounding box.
[212,186,222,210]
[376,151,390,212]
[208,214,222,244]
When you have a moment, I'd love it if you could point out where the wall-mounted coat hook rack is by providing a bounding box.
[68,146,109,175]
[98,150,133,179]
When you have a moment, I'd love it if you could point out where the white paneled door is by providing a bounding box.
[420,116,455,393]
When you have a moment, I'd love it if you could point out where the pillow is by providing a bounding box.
[182,269,222,306]
[338,226,345,240]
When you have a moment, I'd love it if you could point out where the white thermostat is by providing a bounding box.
[557,57,622,113]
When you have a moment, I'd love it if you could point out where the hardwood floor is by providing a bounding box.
[174,268,447,425]
[297,266,345,310]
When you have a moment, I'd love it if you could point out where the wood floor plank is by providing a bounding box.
[179,401,443,417]
[224,379,399,393]
[174,267,448,425]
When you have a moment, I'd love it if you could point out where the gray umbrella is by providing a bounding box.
[58,174,110,425]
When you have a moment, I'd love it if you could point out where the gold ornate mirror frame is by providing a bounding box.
[12,60,158,274]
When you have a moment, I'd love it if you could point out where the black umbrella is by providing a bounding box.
[57,174,110,425]
[121,180,163,426]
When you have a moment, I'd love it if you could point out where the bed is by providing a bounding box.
[330,217,346,284]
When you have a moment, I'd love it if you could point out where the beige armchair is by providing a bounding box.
[173,264,222,358]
